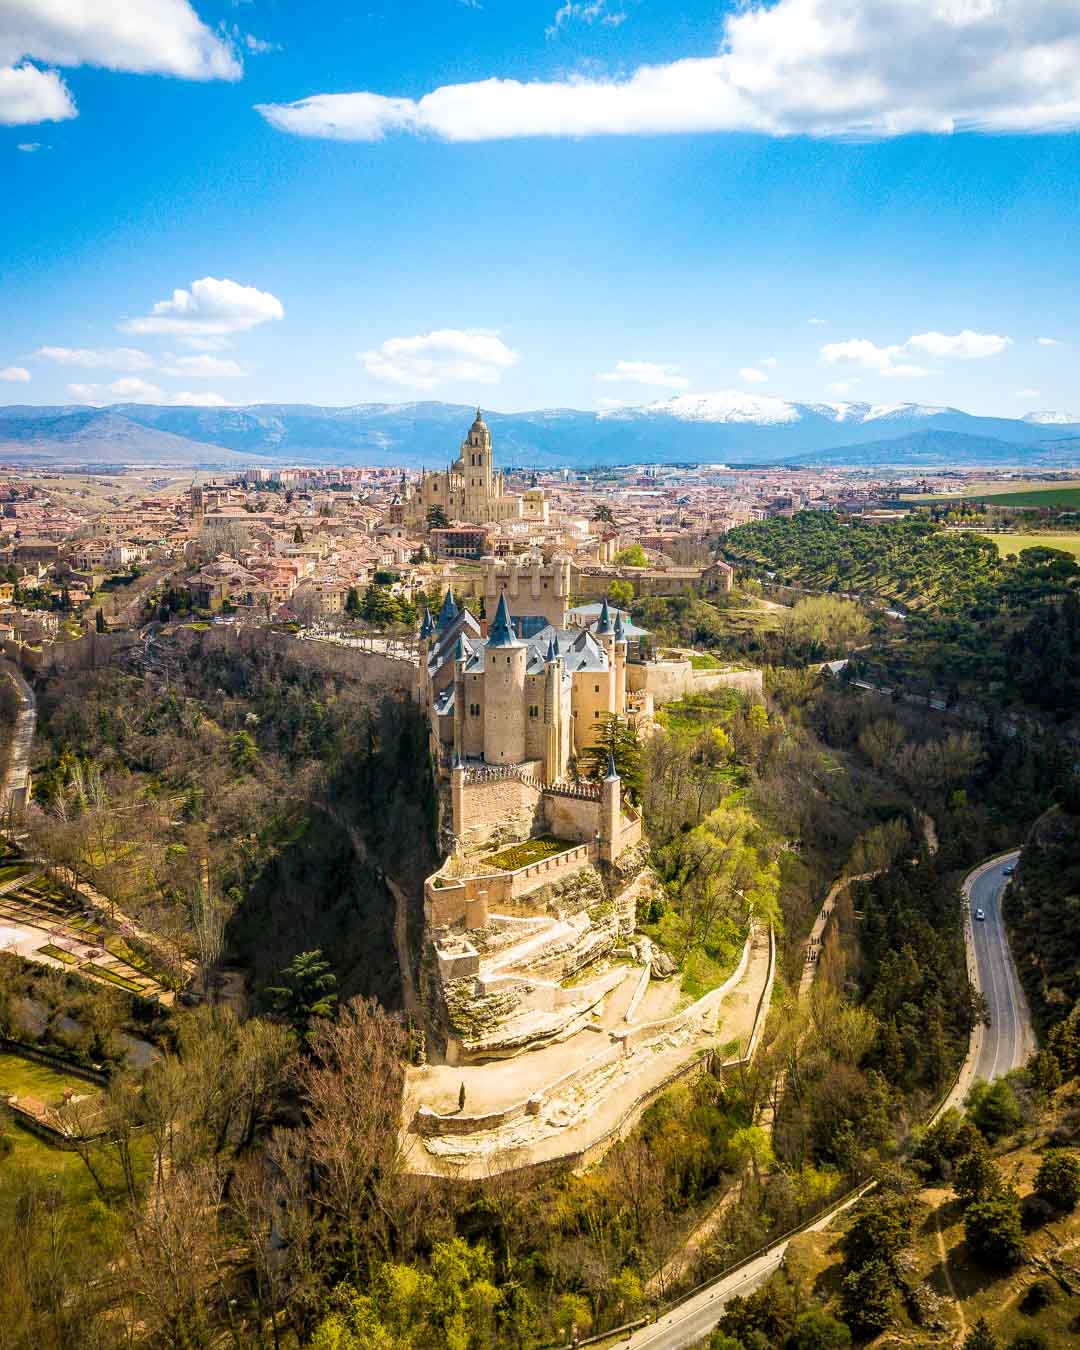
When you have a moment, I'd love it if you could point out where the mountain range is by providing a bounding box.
[1,395,1079,470]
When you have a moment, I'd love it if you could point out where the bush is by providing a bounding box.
[1033,1149,1080,1212]
[965,1192,1025,1270]
[954,1143,1003,1205]
[792,1308,852,1350]
[1009,1334,1049,1350]
[840,1259,896,1337]
[962,1316,1000,1350]
[966,1079,1023,1142]
[1019,1279,1055,1315]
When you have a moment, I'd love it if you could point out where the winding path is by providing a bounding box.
[0,659,35,820]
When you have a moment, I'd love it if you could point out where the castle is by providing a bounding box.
[406,409,547,527]
[417,584,646,790]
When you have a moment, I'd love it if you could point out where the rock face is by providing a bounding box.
[636,934,678,979]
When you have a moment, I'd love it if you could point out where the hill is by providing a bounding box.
[1,397,1080,468]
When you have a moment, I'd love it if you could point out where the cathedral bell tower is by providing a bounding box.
[462,408,494,506]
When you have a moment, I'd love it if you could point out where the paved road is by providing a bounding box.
[0,660,35,818]
[967,853,1036,1087]
[621,851,1035,1350]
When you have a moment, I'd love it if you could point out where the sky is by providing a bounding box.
[2,0,1079,418]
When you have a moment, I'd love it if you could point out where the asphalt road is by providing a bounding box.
[967,853,1036,1086]
[620,852,1035,1350]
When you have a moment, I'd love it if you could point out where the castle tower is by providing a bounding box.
[595,596,618,716]
[462,408,494,511]
[600,752,621,863]
[190,483,205,533]
[613,610,628,715]
[542,636,563,785]
[483,593,527,764]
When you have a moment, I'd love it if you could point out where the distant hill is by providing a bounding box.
[1,396,1079,468]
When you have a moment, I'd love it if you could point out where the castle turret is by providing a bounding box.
[600,753,621,863]
[613,610,627,715]
[483,593,527,764]
[436,587,459,631]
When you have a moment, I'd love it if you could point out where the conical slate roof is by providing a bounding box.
[487,592,521,648]
[595,596,615,635]
[436,587,459,630]
[419,608,435,639]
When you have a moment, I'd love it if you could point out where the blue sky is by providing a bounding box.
[2,1,1078,417]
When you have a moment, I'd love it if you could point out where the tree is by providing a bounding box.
[954,1142,1003,1205]
[229,729,259,774]
[426,504,449,531]
[345,586,361,617]
[94,607,106,633]
[965,1192,1024,1270]
[294,524,305,544]
[1034,1149,1080,1212]
[266,949,337,1038]
[840,1195,913,1276]
[840,1258,896,1337]
[614,543,647,567]
[580,712,643,801]
[962,1316,1000,1350]
[966,1079,1023,1142]
[607,579,634,608]
[592,504,615,525]
[793,1308,852,1350]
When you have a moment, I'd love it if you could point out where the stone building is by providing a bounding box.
[417,588,639,786]
[408,410,547,527]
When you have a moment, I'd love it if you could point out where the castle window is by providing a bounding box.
[529,705,539,718]
[469,703,480,717]
[595,684,600,693]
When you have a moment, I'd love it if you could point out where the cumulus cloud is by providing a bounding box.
[906,329,1012,359]
[821,329,1011,378]
[360,329,520,389]
[739,366,768,384]
[122,276,283,338]
[0,62,74,125]
[67,377,227,407]
[1037,336,1060,345]
[36,345,155,370]
[596,359,690,390]
[69,377,165,403]
[0,366,30,382]
[161,353,246,378]
[0,1,241,81]
[257,0,1080,143]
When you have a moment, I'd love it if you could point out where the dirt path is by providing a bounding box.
[933,1205,967,1339]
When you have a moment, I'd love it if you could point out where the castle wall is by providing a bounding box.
[453,774,544,852]
[626,659,763,704]
[542,789,602,845]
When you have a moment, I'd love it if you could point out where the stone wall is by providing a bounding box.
[8,629,140,675]
[571,567,704,599]
[543,789,602,844]
[454,775,544,851]
[183,625,414,692]
[626,658,763,705]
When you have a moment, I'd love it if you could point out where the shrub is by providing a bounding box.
[1033,1149,1080,1212]
[840,1258,896,1337]
[954,1143,1003,1205]
[966,1079,1023,1142]
[962,1316,1000,1350]
[1009,1334,1049,1350]
[792,1308,852,1350]
[965,1192,1025,1270]
[1019,1279,1055,1315]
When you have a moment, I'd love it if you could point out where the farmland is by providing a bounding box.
[982,532,1080,557]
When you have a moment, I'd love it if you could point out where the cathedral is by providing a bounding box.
[406,409,547,527]
[417,588,640,785]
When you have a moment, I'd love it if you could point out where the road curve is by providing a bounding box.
[622,851,1035,1350]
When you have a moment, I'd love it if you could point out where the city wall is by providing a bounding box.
[4,629,140,675]
[571,567,704,600]
[174,624,415,692]
[627,659,763,704]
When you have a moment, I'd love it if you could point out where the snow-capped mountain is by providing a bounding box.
[1,397,1079,467]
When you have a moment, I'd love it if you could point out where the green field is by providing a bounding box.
[0,1050,90,1103]
[973,486,1080,508]
[982,533,1080,558]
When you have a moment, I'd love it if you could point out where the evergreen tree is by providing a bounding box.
[265,949,337,1039]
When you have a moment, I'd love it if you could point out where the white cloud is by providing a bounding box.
[596,396,631,410]
[36,345,154,370]
[360,329,520,389]
[0,62,74,125]
[808,317,828,326]
[0,1,241,81]
[161,353,246,378]
[16,140,40,150]
[825,379,859,395]
[739,366,768,383]
[67,377,227,407]
[596,359,690,390]
[906,329,1011,359]
[821,328,1011,378]
[69,377,165,403]
[761,356,777,368]
[122,276,284,338]
[0,366,30,382]
[258,0,1080,143]
[170,390,227,406]
[1016,388,1041,399]
[1036,336,1060,345]
[547,2,624,38]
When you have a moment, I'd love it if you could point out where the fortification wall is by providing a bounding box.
[454,775,544,851]
[183,625,414,691]
[7,629,140,675]
[571,568,704,599]
[543,791,602,844]
[626,659,763,704]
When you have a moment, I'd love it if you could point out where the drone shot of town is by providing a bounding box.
[2,3,1080,1349]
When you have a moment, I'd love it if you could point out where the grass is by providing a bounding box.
[0,861,32,885]
[981,532,1080,558]
[78,964,143,993]
[36,943,78,965]
[484,836,575,871]
[0,1051,89,1104]
[688,651,723,670]
[973,486,1080,508]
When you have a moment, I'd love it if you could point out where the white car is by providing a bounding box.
[1003,864,1015,876]
[974,908,986,921]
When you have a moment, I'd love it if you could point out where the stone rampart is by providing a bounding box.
[627,659,762,705]
[7,629,140,676]
[454,774,544,851]
[182,624,414,691]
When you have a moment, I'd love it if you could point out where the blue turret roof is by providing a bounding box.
[614,610,626,641]
[486,592,521,648]
[605,751,619,781]
[419,608,435,639]
[436,587,459,630]
[595,596,615,636]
